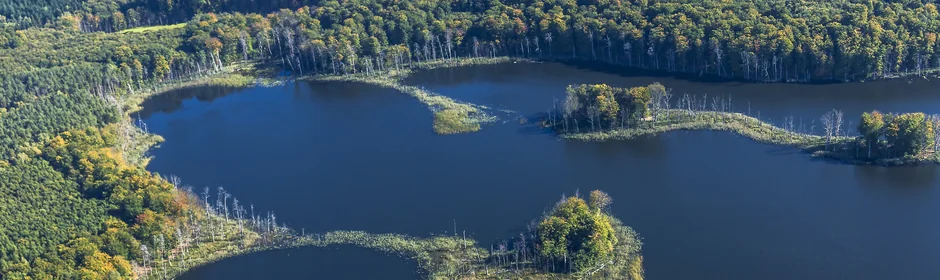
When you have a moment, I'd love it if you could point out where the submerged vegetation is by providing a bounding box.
[551,83,940,165]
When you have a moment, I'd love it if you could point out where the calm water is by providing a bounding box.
[140,63,940,280]
[178,246,417,280]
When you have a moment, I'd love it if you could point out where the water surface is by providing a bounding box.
[140,63,940,280]
[178,246,417,280]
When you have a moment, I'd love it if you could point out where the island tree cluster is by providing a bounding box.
[857,111,940,159]
[537,190,619,273]
[555,84,659,133]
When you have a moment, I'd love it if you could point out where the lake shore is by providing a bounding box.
[134,57,517,135]
[175,215,644,280]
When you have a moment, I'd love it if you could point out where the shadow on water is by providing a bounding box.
[137,86,243,119]
[552,58,768,85]
[853,164,939,189]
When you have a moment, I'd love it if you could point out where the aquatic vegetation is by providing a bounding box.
[117,23,186,34]
[279,191,644,280]
[310,57,511,134]
[434,109,481,134]
[553,83,940,165]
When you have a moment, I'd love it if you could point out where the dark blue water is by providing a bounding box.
[178,246,418,280]
[141,63,940,280]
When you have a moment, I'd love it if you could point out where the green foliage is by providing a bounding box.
[0,127,183,278]
[563,84,655,131]
[858,111,885,158]
[882,112,936,158]
[537,192,618,273]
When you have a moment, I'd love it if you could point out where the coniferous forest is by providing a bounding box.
[4,0,940,278]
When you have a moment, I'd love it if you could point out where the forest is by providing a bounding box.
[5,0,940,82]
[1,126,182,278]
[4,0,940,278]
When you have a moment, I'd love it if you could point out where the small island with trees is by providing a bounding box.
[547,83,940,165]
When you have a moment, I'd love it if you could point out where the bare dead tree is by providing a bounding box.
[821,110,835,149]
[588,30,596,60]
[545,32,553,57]
[202,187,210,216]
[833,109,844,138]
[932,115,940,155]
[605,35,612,62]
[534,36,541,58]
[564,93,580,133]
[473,37,480,58]
[176,228,186,271]
[141,244,151,269]
[681,94,693,116]
[624,41,632,66]
[239,31,249,61]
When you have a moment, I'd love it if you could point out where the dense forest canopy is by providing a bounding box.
[1,126,184,278]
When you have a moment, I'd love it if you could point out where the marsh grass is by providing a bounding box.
[434,109,481,134]
[123,64,256,114]
[412,57,519,70]
[118,23,186,34]
[312,73,496,135]
[557,109,924,164]
[280,214,643,280]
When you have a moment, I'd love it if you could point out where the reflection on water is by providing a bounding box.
[177,246,417,280]
[137,86,242,119]
[141,64,940,280]
[853,165,938,189]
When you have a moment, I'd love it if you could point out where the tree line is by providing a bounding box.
[7,1,940,159]
[7,0,940,82]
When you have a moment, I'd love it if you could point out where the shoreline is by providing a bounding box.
[129,56,543,280]
[161,216,643,280]
[546,57,940,85]
[558,109,938,166]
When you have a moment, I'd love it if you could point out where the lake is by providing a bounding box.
[140,62,940,279]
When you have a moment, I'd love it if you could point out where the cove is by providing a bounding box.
[140,63,940,280]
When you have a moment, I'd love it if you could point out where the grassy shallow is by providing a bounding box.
[123,63,258,114]
[434,109,481,134]
[118,23,186,34]
[560,109,938,165]
[152,215,643,280]
[280,215,643,280]
[308,57,515,134]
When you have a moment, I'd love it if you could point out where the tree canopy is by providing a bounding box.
[537,191,618,273]
[6,0,940,82]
